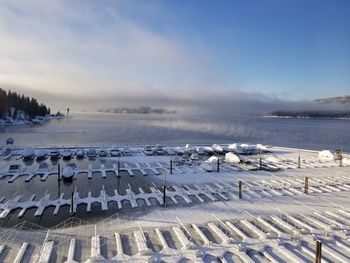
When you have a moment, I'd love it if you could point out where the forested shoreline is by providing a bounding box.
[0,88,51,120]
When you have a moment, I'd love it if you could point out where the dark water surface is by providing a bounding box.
[1,111,349,151]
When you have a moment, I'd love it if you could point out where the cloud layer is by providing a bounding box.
[0,1,215,102]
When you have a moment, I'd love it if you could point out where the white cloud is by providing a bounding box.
[0,0,213,99]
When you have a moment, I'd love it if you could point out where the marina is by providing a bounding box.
[0,143,350,262]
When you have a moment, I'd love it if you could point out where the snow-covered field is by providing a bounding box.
[0,144,350,262]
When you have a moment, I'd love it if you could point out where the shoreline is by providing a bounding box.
[262,115,350,120]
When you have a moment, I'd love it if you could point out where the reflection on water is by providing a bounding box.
[1,111,349,151]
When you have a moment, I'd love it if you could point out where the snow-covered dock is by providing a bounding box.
[0,144,350,262]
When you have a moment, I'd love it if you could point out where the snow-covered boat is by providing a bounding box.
[165,147,175,155]
[62,166,75,182]
[174,147,185,155]
[200,161,215,172]
[23,147,35,160]
[203,146,214,155]
[184,144,195,154]
[8,164,21,173]
[87,148,97,158]
[62,149,73,160]
[98,148,108,157]
[36,150,48,160]
[154,145,165,155]
[76,149,85,159]
[110,146,121,157]
[195,147,205,155]
[190,153,199,161]
[142,145,153,156]
[212,144,224,154]
[50,148,61,159]
[123,147,132,156]
[224,152,240,164]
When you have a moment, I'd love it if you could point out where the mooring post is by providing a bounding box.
[217,158,220,172]
[70,191,74,215]
[117,175,120,194]
[315,240,322,263]
[298,149,301,168]
[304,177,309,195]
[239,181,242,200]
[163,185,166,207]
[57,162,61,181]
[117,158,120,176]
[170,158,173,174]
[163,170,167,207]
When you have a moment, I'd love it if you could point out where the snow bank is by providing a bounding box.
[343,158,350,165]
[265,155,281,164]
[225,152,240,164]
[318,150,334,162]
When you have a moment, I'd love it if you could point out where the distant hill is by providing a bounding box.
[268,95,350,119]
[314,95,350,104]
[268,110,350,119]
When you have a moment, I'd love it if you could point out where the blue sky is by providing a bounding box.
[0,0,349,108]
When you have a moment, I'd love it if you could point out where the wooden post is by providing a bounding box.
[340,150,343,167]
[239,181,242,200]
[315,240,322,263]
[217,158,220,172]
[57,162,61,181]
[170,158,173,174]
[298,149,301,168]
[163,170,167,207]
[70,191,74,215]
[163,185,166,207]
[117,158,120,176]
[117,175,120,194]
[304,177,309,195]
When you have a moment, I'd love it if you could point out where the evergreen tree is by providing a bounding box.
[0,88,51,120]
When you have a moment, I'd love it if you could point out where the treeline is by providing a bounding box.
[0,88,51,119]
[270,110,350,118]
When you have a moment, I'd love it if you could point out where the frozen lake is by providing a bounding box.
[1,111,349,151]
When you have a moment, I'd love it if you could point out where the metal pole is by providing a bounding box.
[315,240,322,263]
[117,158,120,176]
[170,158,173,174]
[70,191,74,215]
[117,175,120,194]
[217,158,220,172]
[304,177,309,195]
[57,161,61,181]
[163,170,167,207]
[239,181,242,200]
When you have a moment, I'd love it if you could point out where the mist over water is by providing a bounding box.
[1,112,349,152]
